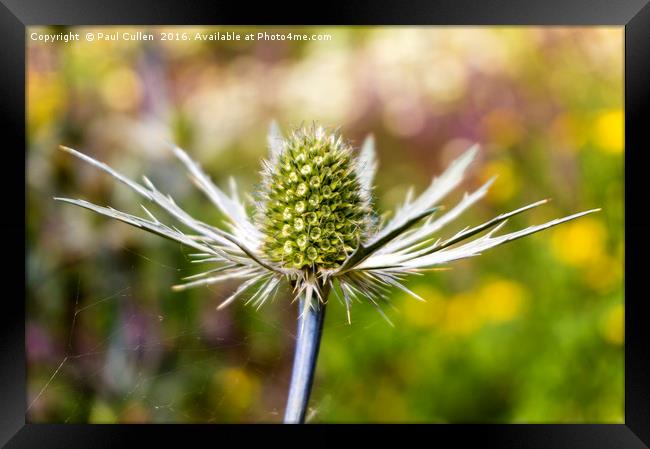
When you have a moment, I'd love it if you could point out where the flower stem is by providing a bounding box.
[283,292,328,424]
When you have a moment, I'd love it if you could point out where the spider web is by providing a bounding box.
[26,224,389,424]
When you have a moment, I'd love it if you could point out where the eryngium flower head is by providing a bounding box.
[56,122,599,323]
[258,125,370,269]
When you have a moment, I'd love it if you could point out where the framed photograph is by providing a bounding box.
[4,0,650,446]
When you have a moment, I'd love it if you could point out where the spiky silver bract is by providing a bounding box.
[55,122,599,324]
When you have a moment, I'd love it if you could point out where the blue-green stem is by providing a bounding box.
[283,294,328,424]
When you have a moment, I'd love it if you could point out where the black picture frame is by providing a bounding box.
[5,0,649,446]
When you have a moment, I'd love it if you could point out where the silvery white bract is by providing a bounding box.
[56,123,599,325]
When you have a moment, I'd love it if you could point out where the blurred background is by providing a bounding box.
[27,26,623,423]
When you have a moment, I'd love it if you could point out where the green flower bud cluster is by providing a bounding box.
[259,126,369,270]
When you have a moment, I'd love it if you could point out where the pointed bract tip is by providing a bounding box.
[161,138,180,153]
[571,208,601,217]
[58,145,75,154]
[268,120,283,139]
[170,144,187,159]
[463,143,480,158]
[216,301,230,311]
[362,134,375,145]
[420,267,453,272]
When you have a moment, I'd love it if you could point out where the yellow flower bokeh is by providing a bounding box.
[212,367,260,415]
[406,278,528,336]
[476,279,527,323]
[403,286,445,328]
[479,160,520,203]
[600,303,624,345]
[593,109,624,154]
[551,217,607,267]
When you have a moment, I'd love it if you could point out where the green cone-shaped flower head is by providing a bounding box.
[258,125,370,270]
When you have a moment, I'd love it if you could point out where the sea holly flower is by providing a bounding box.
[55,122,599,423]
